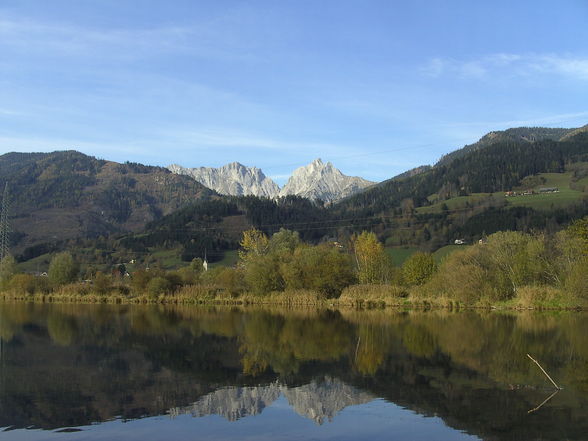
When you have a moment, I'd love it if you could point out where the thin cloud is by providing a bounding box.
[441,111,588,130]
[422,53,588,81]
[533,55,588,81]
[0,15,259,63]
[0,135,155,158]
[171,129,286,150]
[161,128,364,156]
[421,57,487,79]
[0,108,24,116]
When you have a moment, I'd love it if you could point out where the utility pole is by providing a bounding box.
[0,183,11,261]
[0,183,8,375]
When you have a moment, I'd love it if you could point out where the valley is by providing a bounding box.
[1,125,587,274]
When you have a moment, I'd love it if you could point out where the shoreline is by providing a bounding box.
[1,290,585,311]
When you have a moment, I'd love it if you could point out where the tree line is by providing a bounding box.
[1,215,586,308]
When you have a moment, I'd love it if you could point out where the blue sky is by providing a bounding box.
[1,0,587,185]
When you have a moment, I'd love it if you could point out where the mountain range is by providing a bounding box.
[1,124,588,265]
[168,162,279,199]
[168,158,375,203]
[125,124,588,264]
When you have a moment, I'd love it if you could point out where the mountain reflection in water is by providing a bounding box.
[169,377,374,424]
[1,304,588,441]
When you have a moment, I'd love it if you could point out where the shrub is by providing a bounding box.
[175,284,220,301]
[93,272,111,295]
[0,255,17,289]
[244,255,282,295]
[281,245,356,297]
[215,267,244,296]
[176,261,202,285]
[7,274,52,295]
[115,284,131,296]
[48,252,79,286]
[147,276,172,298]
[165,272,184,291]
[419,246,494,303]
[402,252,437,286]
[564,258,588,301]
[339,284,408,306]
[516,285,566,307]
[130,269,152,293]
[485,231,552,295]
[8,274,36,294]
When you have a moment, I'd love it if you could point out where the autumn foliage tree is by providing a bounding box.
[239,228,269,261]
[352,231,391,284]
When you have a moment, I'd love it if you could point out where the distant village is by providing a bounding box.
[504,187,559,197]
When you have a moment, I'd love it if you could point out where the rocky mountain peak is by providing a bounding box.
[279,159,374,203]
[167,162,280,198]
[168,158,375,203]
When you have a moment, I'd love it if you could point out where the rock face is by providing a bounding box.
[168,162,280,198]
[281,377,374,424]
[169,377,374,424]
[279,159,375,203]
[171,382,281,421]
[168,159,375,203]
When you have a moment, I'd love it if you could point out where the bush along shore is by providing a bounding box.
[1,217,587,309]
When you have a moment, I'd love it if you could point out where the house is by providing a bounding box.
[454,239,466,245]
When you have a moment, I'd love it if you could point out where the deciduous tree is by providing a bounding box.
[352,231,391,284]
[402,252,437,286]
[48,252,78,286]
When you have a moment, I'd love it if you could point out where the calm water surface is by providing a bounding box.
[0,304,587,440]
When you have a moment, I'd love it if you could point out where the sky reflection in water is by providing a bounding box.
[0,304,587,440]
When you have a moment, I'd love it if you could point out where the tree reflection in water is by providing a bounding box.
[0,303,587,440]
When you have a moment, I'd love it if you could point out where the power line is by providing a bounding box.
[140,204,495,234]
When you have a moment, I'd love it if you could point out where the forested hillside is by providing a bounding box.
[437,126,574,165]
[332,131,588,248]
[0,151,215,258]
[109,130,588,266]
[118,195,328,263]
[3,126,588,269]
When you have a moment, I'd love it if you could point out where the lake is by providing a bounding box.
[0,303,587,440]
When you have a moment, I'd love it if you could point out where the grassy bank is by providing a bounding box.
[2,220,587,311]
[2,282,585,310]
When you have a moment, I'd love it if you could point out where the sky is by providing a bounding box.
[1,0,588,185]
